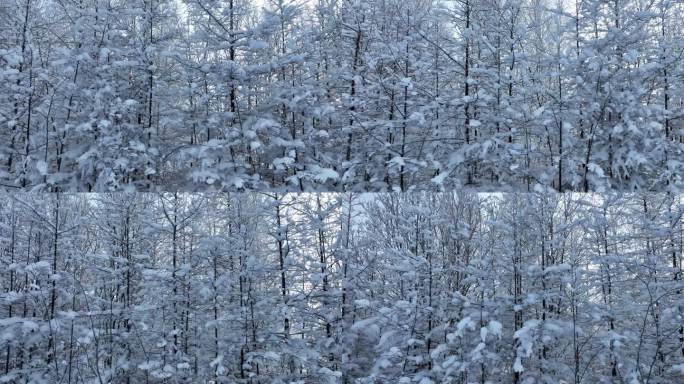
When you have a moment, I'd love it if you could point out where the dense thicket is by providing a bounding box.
[1,0,683,191]
[0,192,682,383]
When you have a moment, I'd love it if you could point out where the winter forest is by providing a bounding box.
[2,0,684,383]
[1,0,684,191]
[0,192,682,383]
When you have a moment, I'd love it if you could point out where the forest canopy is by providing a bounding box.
[0,192,682,383]
[1,0,683,191]
[2,1,683,383]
